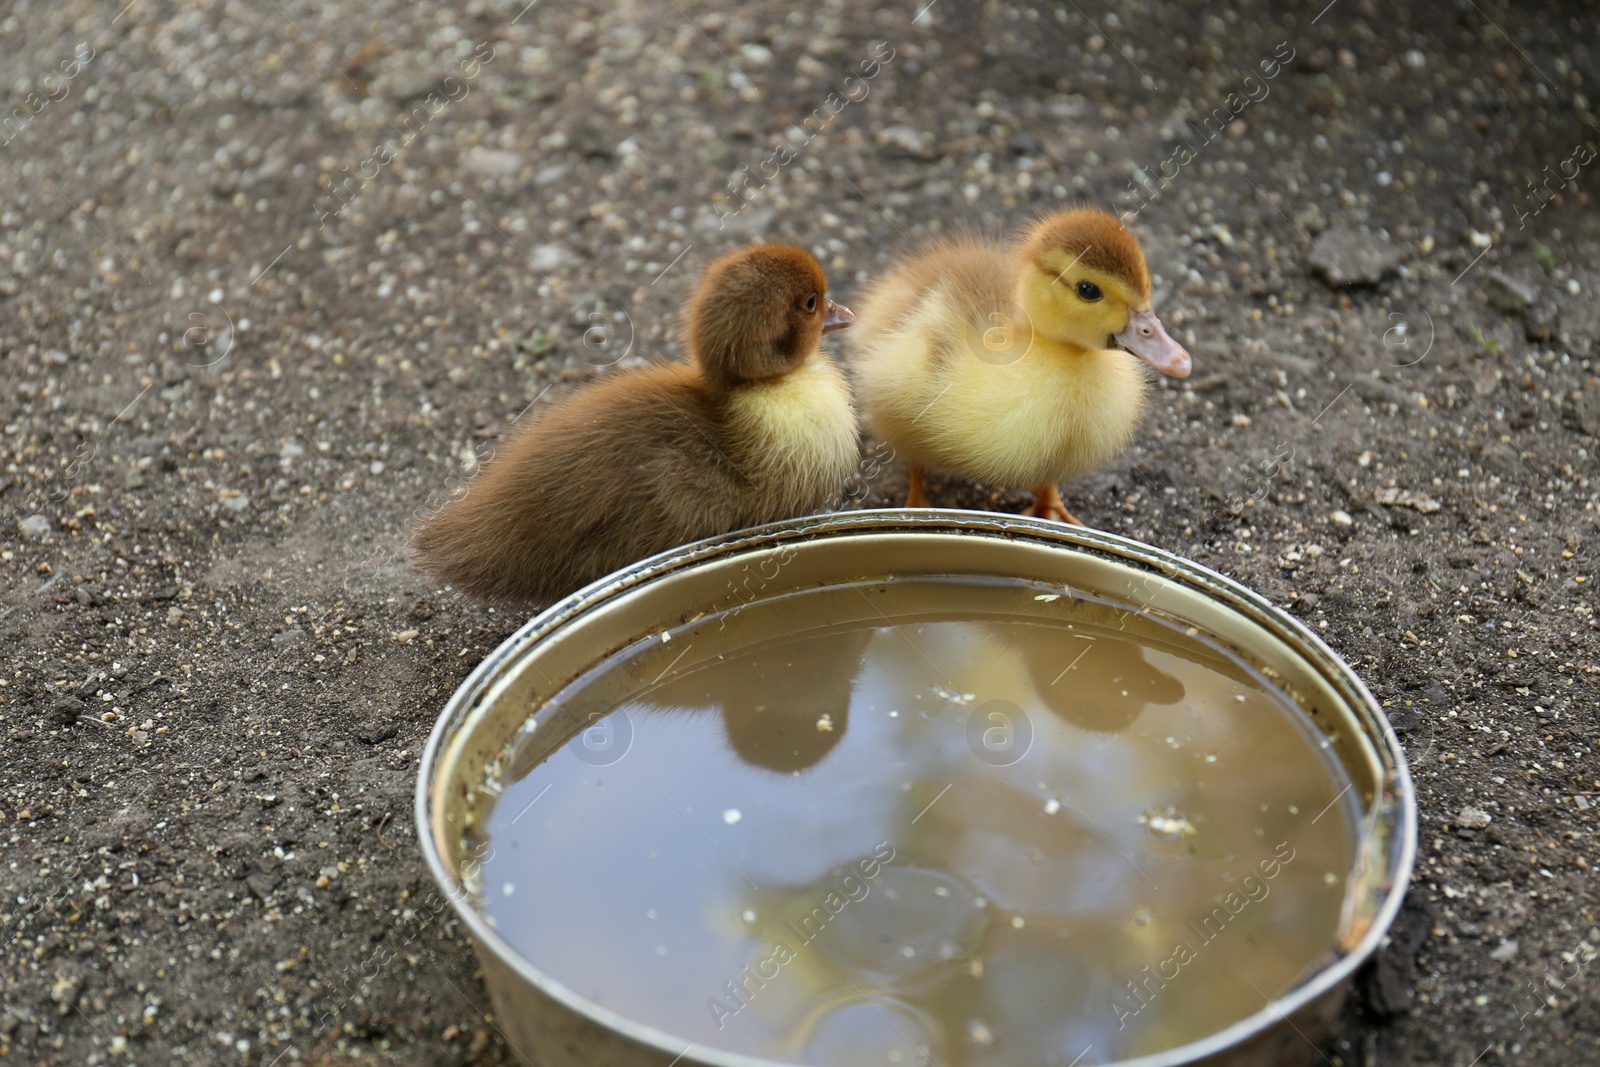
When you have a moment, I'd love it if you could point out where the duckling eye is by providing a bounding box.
[805,294,818,312]
[1075,280,1103,302]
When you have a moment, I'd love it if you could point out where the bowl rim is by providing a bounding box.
[416,508,1419,1067]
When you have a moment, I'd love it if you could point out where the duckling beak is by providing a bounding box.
[1114,308,1191,378]
[822,299,855,334]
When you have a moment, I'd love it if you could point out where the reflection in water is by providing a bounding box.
[717,629,870,773]
[474,577,1356,1066]
[1023,631,1185,733]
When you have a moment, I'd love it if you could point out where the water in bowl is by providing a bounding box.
[468,575,1357,1066]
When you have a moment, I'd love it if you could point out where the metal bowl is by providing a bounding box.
[416,509,1416,1067]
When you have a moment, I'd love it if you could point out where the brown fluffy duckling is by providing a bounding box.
[412,244,857,607]
[850,208,1190,524]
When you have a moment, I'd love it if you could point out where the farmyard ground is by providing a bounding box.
[1,1,1597,1065]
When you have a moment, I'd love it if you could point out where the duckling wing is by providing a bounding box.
[411,364,748,606]
[850,241,1017,463]
[850,240,1014,358]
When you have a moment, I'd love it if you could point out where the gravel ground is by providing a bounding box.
[2,0,1598,1064]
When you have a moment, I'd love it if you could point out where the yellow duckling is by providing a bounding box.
[850,208,1191,523]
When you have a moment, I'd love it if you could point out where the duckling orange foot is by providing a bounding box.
[904,464,930,508]
[1024,485,1083,526]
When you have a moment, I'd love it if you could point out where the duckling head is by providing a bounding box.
[685,243,854,389]
[1015,208,1191,378]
